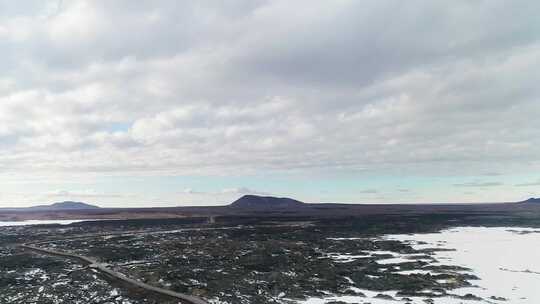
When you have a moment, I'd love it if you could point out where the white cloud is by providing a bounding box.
[220,187,268,195]
[515,180,540,187]
[453,182,504,188]
[44,189,125,198]
[0,1,539,205]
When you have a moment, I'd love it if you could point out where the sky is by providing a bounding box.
[0,0,539,207]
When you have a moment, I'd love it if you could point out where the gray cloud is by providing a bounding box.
[44,189,126,199]
[515,181,540,187]
[359,189,378,194]
[221,187,270,196]
[179,187,270,196]
[453,182,504,188]
[0,0,539,180]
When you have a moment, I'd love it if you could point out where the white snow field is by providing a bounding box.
[0,219,100,226]
[388,227,540,304]
[291,227,540,304]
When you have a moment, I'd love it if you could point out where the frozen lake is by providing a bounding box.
[0,219,99,227]
[294,226,540,304]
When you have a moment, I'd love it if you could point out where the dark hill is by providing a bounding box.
[30,201,100,210]
[520,197,540,204]
[229,195,305,209]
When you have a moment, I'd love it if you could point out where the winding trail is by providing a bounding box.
[20,243,209,304]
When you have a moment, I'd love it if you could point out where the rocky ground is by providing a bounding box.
[1,214,540,304]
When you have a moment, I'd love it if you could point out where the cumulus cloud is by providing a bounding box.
[0,1,539,205]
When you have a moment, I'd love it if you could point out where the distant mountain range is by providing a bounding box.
[27,196,540,211]
[229,195,306,209]
[29,201,100,210]
[2,196,539,213]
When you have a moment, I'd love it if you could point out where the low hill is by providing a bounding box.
[519,197,540,204]
[29,201,100,210]
[229,195,306,209]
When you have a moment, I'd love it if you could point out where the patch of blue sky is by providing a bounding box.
[105,122,131,133]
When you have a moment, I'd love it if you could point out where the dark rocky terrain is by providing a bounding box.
[2,211,540,304]
[2,196,540,303]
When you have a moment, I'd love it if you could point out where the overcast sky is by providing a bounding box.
[1,0,539,207]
